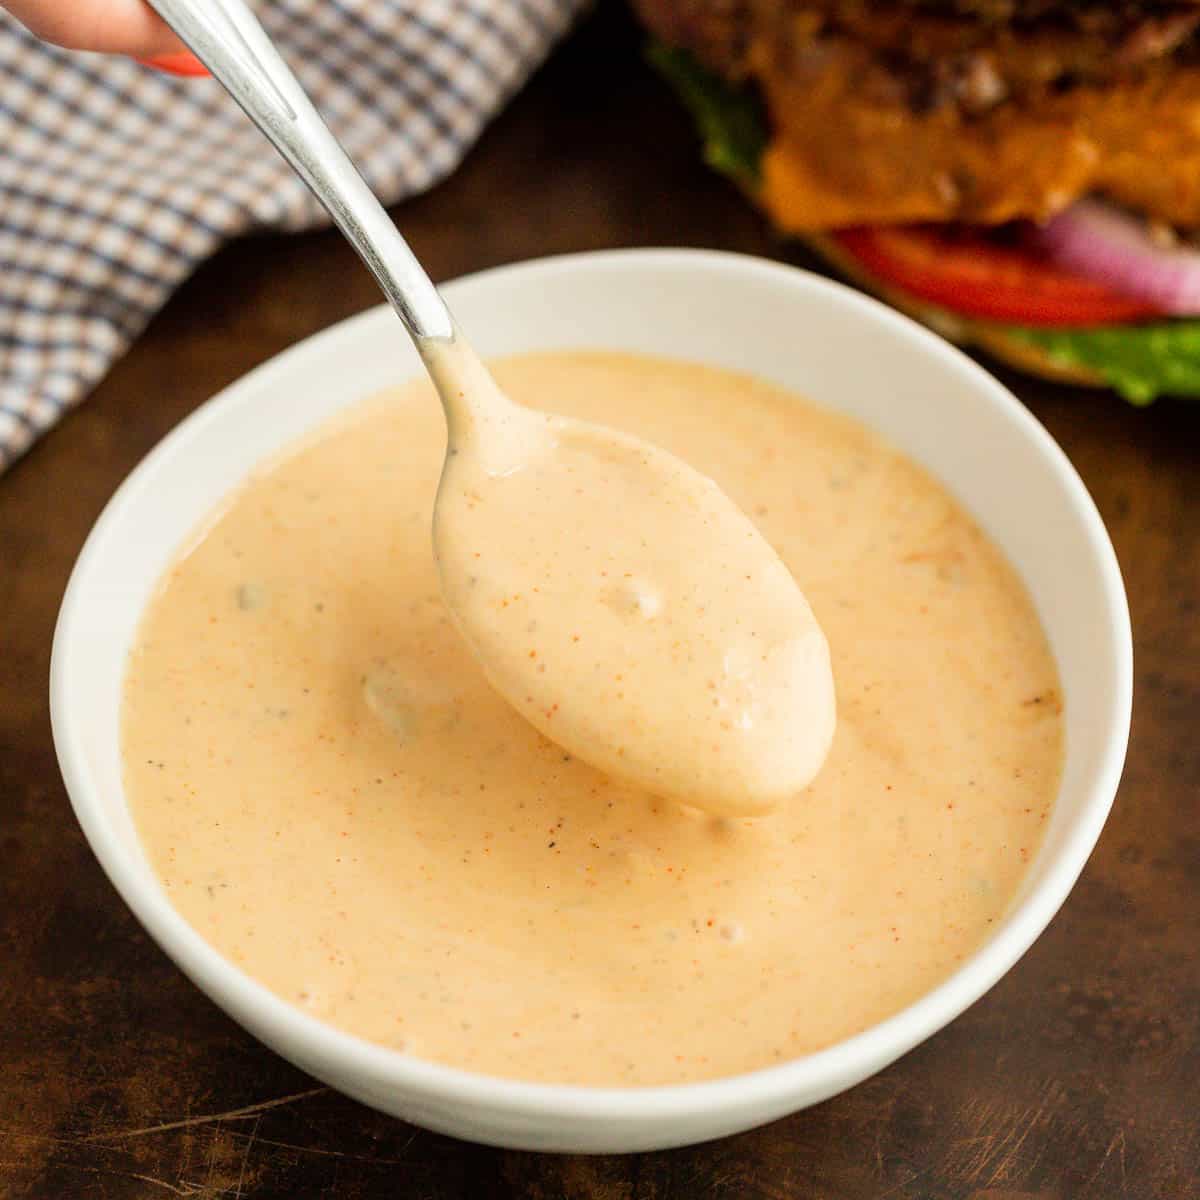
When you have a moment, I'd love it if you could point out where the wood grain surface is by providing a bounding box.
[2,6,1197,1198]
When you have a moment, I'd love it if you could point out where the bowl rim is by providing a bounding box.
[51,246,1132,1123]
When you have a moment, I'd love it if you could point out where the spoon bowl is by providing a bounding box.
[434,385,836,817]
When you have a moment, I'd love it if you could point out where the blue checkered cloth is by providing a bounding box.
[0,0,582,471]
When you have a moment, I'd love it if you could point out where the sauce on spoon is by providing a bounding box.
[425,339,836,816]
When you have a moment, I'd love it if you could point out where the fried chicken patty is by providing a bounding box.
[635,0,1200,229]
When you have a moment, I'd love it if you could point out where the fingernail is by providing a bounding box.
[135,52,209,77]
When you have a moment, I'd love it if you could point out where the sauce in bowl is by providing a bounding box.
[123,352,1062,1085]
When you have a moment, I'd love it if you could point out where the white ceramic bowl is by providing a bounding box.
[51,250,1131,1153]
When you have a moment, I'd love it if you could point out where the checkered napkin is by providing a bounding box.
[0,0,583,472]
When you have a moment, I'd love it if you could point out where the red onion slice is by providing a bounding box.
[1037,200,1200,315]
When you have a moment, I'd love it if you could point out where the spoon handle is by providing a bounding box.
[147,0,453,343]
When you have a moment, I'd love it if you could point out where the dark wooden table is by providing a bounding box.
[3,7,1197,1198]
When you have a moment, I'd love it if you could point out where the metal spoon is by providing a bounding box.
[145,0,836,815]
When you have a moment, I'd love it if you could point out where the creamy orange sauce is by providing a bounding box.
[123,352,1062,1086]
[427,339,834,818]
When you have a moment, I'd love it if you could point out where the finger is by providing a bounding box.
[4,0,186,55]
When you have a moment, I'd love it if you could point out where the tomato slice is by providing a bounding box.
[831,225,1160,326]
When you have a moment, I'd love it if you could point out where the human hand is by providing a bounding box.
[3,0,207,74]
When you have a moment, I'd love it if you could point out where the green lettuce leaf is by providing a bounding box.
[1006,324,1200,405]
[648,42,1200,404]
[646,44,766,186]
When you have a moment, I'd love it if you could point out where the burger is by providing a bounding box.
[634,0,1200,402]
